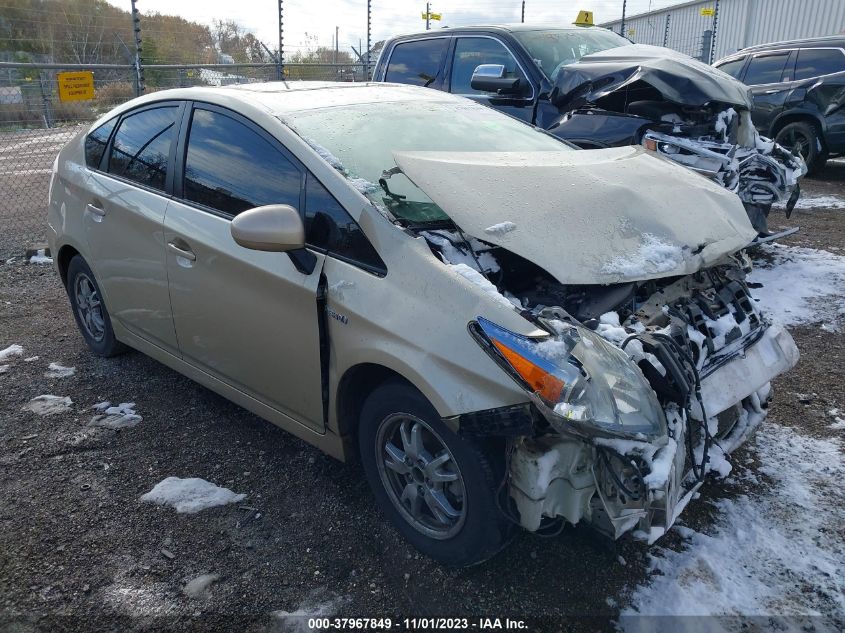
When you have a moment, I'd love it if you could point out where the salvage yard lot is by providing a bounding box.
[1,148,844,631]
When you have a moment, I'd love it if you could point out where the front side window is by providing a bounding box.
[384,38,449,86]
[85,117,117,169]
[108,106,178,191]
[744,53,790,85]
[794,48,845,81]
[450,37,527,95]
[716,57,746,80]
[305,174,384,270]
[183,108,300,216]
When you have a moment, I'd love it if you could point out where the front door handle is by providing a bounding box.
[167,240,196,262]
[86,203,106,217]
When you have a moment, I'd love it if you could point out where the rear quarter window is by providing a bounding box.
[385,38,449,86]
[794,48,845,80]
[715,57,746,80]
[84,117,117,169]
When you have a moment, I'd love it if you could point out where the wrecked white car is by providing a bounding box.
[51,83,798,566]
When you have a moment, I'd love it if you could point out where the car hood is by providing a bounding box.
[393,147,757,285]
[552,44,752,110]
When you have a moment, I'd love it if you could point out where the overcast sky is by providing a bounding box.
[111,0,691,55]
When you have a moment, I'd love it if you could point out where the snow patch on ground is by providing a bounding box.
[749,244,845,329]
[28,249,53,264]
[140,477,245,514]
[603,234,685,278]
[775,194,845,210]
[272,588,352,630]
[89,401,142,429]
[0,344,23,361]
[619,422,845,631]
[22,395,72,415]
[183,573,220,599]
[0,364,9,374]
[44,362,75,378]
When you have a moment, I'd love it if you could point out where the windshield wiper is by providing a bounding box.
[379,166,407,202]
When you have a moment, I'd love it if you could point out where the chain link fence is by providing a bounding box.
[0,61,366,258]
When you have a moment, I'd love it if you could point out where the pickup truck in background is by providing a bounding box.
[372,25,806,239]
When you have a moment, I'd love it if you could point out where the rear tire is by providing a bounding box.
[358,380,512,566]
[66,255,127,357]
[776,121,827,175]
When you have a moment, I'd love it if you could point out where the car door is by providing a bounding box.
[84,101,183,354]
[163,103,325,431]
[446,36,535,123]
[743,51,794,134]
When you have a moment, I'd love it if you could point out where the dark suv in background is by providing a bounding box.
[715,36,845,174]
[373,25,805,237]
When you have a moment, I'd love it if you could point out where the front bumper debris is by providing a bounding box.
[508,322,798,541]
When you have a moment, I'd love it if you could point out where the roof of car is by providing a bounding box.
[737,35,845,54]
[123,81,462,117]
[387,24,612,39]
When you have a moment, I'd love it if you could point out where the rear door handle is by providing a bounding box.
[86,203,106,217]
[167,240,196,262]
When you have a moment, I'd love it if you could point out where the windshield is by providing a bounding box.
[513,29,629,81]
[285,99,570,226]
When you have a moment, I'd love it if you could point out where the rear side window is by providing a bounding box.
[183,108,301,216]
[385,38,448,86]
[450,37,527,95]
[743,53,790,85]
[305,174,384,271]
[107,106,178,191]
[794,48,845,80]
[716,57,746,80]
[85,118,116,169]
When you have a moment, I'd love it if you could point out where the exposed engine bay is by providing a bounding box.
[422,228,798,542]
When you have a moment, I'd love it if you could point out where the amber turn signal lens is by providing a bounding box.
[644,138,658,152]
[492,339,565,403]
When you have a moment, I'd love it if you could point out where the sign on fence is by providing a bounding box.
[57,71,95,102]
[700,7,715,16]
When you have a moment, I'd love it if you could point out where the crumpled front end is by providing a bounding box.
[464,254,799,542]
[642,108,806,235]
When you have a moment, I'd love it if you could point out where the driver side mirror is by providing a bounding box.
[470,64,522,95]
[231,204,304,252]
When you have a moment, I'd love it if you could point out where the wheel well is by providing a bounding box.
[56,245,80,287]
[770,113,824,141]
[335,364,413,441]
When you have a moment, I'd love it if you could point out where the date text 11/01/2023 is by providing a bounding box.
[305,618,529,630]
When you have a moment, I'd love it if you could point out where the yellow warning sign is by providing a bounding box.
[700,7,715,16]
[57,71,95,102]
[573,10,594,26]
[421,11,442,21]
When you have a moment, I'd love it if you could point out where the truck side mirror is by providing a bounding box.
[470,64,522,95]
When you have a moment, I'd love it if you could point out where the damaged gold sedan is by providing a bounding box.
[48,83,798,566]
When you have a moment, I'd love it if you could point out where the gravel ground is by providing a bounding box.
[1,155,843,632]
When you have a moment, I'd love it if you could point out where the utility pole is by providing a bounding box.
[278,0,284,77]
[521,1,525,23]
[426,2,430,31]
[663,13,671,47]
[620,0,627,38]
[130,0,144,96]
[335,26,339,64]
[366,0,371,79]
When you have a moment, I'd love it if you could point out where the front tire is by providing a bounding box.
[66,255,127,357]
[358,380,512,566]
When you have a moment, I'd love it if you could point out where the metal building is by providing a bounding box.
[600,0,845,63]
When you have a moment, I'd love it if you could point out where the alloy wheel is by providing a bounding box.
[375,413,467,540]
[74,273,106,342]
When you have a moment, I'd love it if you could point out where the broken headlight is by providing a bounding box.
[471,317,666,439]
